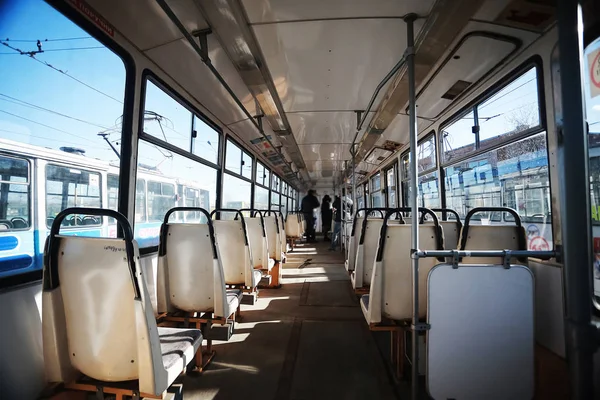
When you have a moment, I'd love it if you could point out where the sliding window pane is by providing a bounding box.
[242,151,252,179]
[192,115,219,164]
[478,67,540,143]
[441,110,475,163]
[144,80,192,151]
[225,140,242,174]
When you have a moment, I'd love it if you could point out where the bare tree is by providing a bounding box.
[506,104,538,133]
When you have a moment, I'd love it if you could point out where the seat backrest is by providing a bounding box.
[366,224,442,323]
[439,221,460,250]
[159,220,227,317]
[57,236,140,380]
[353,218,383,289]
[264,215,281,260]
[277,212,286,253]
[346,216,364,272]
[245,216,269,269]
[458,225,527,263]
[360,219,383,285]
[458,207,526,264]
[213,219,255,286]
[285,214,300,238]
[43,208,168,395]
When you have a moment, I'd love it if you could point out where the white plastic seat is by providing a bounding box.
[157,208,239,320]
[362,209,445,325]
[211,211,260,290]
[285,213,301,239]
[351,218,383,290]
[430,208,462,250]
[278,212,287,256]
[245,214,271,271]
[42,209,201,397]
[345,216,364,272]
[458,207,527,264]
[264,215,282,261]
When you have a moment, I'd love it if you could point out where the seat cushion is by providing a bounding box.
[227,288,243,302]
[253,269,262,286]
[158,327,202,371]
[225,290,241,317]
[360,295,369,322]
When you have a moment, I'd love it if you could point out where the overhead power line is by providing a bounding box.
[2,36,92,43]
[0,39,123,104]
[0,46,104,55]
[0,93,112,130]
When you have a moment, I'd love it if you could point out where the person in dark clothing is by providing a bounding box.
[321,195,332,241]
[329,195,343,250]
[301,189,320,242]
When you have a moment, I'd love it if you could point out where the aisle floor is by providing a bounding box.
[183,239,397,400]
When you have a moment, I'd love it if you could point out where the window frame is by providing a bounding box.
[138,71,223,254]
[0,0,137,289]
[0,154,32,232]
[438,58,552,245]
[383,162,398,208]
[223,136,254,182]
[439,58,546,168]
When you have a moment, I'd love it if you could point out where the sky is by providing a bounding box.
[0,0,281,210]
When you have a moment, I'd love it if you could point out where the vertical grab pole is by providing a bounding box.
[556,1,597,398]
[405,13,420,400]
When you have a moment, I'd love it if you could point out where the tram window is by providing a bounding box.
[254,186,269,210]
[272,175,280,192]
[136,141,217,247]
[242,151,253,179]
[441,111,476,163]
[46,165,102,227]
[143,80,192,152]
[222,173,251,216]
[0,155,30,230]
[356,184,366,209]
[135,179,146,223]
[418,135,436,173]
[478,67,540,143]
[370,173,382,207]
[0,1,126,278]
[271,192,281,211]
[444,133,551,246]
[192,115,219,165]
[256,162,269,186]
[386,166,397,208]
[419,171,440,209]
[281,195,288,216]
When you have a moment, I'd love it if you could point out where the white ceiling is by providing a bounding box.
[82,0,544,188]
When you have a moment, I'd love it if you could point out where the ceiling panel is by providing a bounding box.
[287,112,369,144]
[87,0,208,51]
[415,34,519,119]
[252,19,424,112]
[144,38,257,126]
[242,0,435,24]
